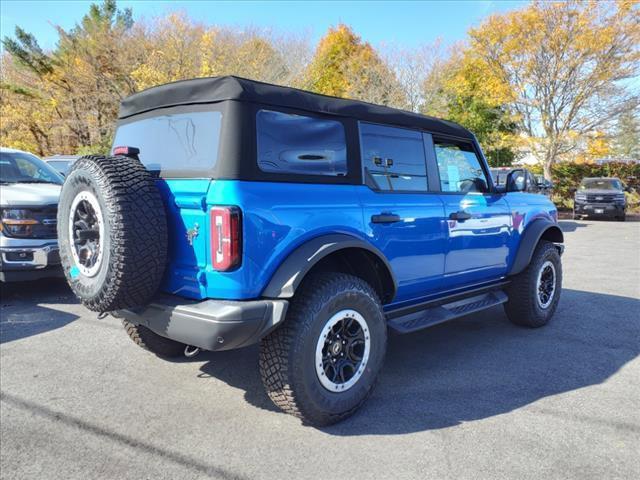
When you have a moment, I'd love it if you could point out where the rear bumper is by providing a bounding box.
[116,295,289,352]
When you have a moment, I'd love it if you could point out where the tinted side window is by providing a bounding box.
[256,110,347,176]
[359,122,428,192]
[433,140,488,193]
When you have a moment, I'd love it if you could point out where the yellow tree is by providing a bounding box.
[463,0,640,178]
[418,47,519,166]
[585,132,613,162]
[304,24,407,108]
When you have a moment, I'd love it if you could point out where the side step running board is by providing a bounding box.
[387,290,508,334]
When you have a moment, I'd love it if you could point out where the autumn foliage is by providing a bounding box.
[1,0,638,177]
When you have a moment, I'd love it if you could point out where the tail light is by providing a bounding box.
[113,146,140,159]
[210,206,242,271]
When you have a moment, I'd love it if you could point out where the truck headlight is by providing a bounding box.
[1,209,38,236]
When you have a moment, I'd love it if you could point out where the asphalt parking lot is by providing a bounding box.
[1,219,639,480]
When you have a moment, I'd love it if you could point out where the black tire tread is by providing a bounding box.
[505,241,561,328]
[259,273,384,426]
[122,320,185,358]
[58,155,167,312]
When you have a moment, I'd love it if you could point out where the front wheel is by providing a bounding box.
[259,273,387,426]
[504,241,562,328]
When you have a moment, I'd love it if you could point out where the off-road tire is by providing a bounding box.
[617,214,626,222]
[504,240,562,328]
[123,320,185,358]
[57,155,167,312]
[259,273,387,426]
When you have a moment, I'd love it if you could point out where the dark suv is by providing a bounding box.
[573,177,627,221]
[56,76,564,426]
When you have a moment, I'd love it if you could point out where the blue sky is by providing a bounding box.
[1,0,527,51]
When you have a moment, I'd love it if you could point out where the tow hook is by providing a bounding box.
[184,345,201,358]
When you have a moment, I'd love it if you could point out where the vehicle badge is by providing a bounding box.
[186,223,200,245]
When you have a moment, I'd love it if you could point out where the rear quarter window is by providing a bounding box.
[256,109,347,176]
[359,122,428,192]
[113,109,222,176]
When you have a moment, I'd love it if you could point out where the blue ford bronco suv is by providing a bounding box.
[57,76,564,426]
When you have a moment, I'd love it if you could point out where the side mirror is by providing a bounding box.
[506,169,527,192]
[624,186,631,192]
[569,187,577,194]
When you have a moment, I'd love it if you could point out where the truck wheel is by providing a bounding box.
[57,155,167,312]
[259,273,387,426]
[505,241,562,328]
[122,320,185,358]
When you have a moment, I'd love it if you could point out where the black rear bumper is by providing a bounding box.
[116,295,288,352]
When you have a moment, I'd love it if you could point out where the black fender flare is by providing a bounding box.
[509,219,564,276]
[261,234,397,299]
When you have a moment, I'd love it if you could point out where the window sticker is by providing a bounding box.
[447,165,460,192]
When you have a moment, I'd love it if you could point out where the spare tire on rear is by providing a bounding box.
[57,155,168,312]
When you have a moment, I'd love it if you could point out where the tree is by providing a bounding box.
[464,0,640,178]
[612,111,640,158]
[304,24,406,107]
[418,47,518,166]
[386,40,448,114]
[2,0,138,154]
[586,132,613,161]
[1,1,303,154]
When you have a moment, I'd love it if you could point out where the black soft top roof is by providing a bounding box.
[119,76,474,140]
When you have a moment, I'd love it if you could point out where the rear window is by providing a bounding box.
[256,109,347,176]
[113,109,222,176]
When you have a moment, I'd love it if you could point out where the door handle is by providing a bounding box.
[371,213,402,224]
[449,211,472,222]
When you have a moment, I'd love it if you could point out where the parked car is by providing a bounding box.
[56,76,564,426]
[0,147,64,281]
[44,154,80,176]
[573,177,627,221]
[534,174,554,197]
[490,167,552,196]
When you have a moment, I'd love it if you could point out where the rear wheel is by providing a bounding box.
[123,321,185,358]
[259,273,387,426]
[505,241,562,328]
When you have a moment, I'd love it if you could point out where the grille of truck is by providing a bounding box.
[585,194,616,202]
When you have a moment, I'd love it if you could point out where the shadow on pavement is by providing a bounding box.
[194,288,639,433]
[1,278,79,344]
[558,220,589,233]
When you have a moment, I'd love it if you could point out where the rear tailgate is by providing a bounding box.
[157,179,212,299]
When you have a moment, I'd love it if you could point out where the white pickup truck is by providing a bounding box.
[0,147,64,282]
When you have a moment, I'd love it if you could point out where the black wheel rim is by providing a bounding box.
[536,260,556,309]
[315,309,370,392]
[68,191,104,277]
